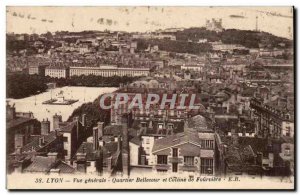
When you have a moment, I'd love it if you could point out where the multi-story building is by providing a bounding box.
[250,98,294,139]
[151,118,215,175]
[128,114,215,175]
[22,153,75,174]
[279,136,294,176]
[45,66,70,78]
[6,103,40,154]
[73,122,121,175]
[181,64,204,72]
[215,132,269,177]
[69,66,150,77]
[53,114,86,162]
[28,65,47,76]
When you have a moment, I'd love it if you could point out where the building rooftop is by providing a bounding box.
[21,131,61,153]
[75,141,119,161]
[7,117,35,129]
[24,156,74,174]
[152,129,201,153]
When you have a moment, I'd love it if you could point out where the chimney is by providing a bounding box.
[48,152,58,161]
[184,119,189,132]
[107,156,112,172]
[226,103,230,114]
[257,152,263,166]
[237,115,241,128]
[39,137,45,147]
[99,139,105,147]
[14,134,25,150]
[97,122,104,138]
[15,146,22,155]
[82,114,86,127]
[53,114,62,130]
[7,102,16,120]
[76,152,87,173]
[95,150,103,175]
[93,127,99,150]
[121,115,129,176]
[55,129,60,137]
[116,135,121,151]
[73,116,81,143]
[41,118,50,135]
[114,136,118,142]
[231,129,239,145]
[73,116,79,122]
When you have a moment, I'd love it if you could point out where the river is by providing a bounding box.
[7,86,117,130]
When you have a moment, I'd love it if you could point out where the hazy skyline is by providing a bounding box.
[7,6,293,39]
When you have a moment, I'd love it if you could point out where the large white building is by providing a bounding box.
[181,64,204,72]
[44,65,151,78]
[45,66,69,78]
[69,66,150,77]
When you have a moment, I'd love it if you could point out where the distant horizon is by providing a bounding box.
[6,7,293,39]
[6,27,292,41]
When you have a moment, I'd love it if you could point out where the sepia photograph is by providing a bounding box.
[5,6,294,190]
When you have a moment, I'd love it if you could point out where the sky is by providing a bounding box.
[6,6,293,39]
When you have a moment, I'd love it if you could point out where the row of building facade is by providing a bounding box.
[28,65,151,78]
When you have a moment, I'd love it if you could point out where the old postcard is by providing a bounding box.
[6,6,294,190]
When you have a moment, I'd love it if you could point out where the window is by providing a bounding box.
[158,123,164,129]
[63,136,68,142]
[285,146,291,156]
[168,124,174,130]
[157,169,167,173]
[286,127,291,137]
[172,163,178,172]
[141,122,147,128]
[146,138,150,144]
[184,156,194,166]
[177,111,181,117]
[201,140,214,149]
[172,148,178,157]
[200,158,214,174]
[157,155,168,165]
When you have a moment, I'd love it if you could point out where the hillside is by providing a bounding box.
[175,27,293,49]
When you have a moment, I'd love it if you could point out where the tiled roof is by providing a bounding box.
[104,125,122,136]
[129,136,141,146]
[7,117,35,129]
[59,121,77,133]
[76,142,98,161]
[52,161,75,174]
[238,137,268,154]
[75,141,119,161]
[152,130,201,153]
[24,156,56,172]
[24,156,75,174]
[280,136,294,144]
[241,87,256,97]
[21,131,60,153]
[102,142,119,159]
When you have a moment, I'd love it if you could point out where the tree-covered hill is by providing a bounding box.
[175,27,292,49]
